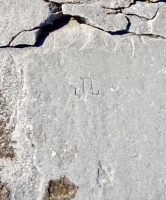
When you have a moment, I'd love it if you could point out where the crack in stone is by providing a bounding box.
[129,32,165,39]
[44,0,162,9]
[0,0,165,49]
[123,2,159,20]
[8,28,41,47]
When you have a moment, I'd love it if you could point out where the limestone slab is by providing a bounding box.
[0,0,166,199]
[0,19,166,199]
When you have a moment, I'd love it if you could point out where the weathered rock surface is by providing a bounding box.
[50,0,134,9]
[0,0,61,46]
[44,176,78,200]
[62,4,128,32]
[123,1,159,19]
[10,29,41,47]
[128,2,166,38]
[1,18,166,199]
[150,2,166,37]
[0,0,166,200]
[0,182,10,200]
[0,0,165,46]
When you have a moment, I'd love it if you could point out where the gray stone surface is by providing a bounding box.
[50,0,134,9]
[150,2,166,38]
[0,1,166,200]
[123,1,159,19]
[0,0,165,46]
[0,0,60,46]
[62,4,128,32]
[128,2,166,38]
[1,18,166,199]
[10,29,41,47]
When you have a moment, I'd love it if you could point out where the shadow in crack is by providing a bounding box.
[0,15,134,49]
[109,16,131,35]
[35,16,70,47]
[74,15,131,37]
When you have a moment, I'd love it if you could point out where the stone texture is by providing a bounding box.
[0,1,166,200]
[1,18,166,199]
[128,15,152,35]
[150,2,166,38]
[128,2,166,38]
[0,0,164,46]
[62,4,128,32]
[10,29,41,47]
[0,182,10,200]
[0,0,60,46]
[123,1,159,19]
[96,0,134,9]
[44,176,78,200]
[0,49,23,160]
[50,0,134,9]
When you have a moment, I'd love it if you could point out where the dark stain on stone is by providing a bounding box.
[0,90,14,159]
[0,182,10,200]
[44,176,78,200]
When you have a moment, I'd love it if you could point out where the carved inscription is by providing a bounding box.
[75,77,99,97]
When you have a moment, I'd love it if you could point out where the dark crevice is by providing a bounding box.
[0,0,165,49]
[109,16,131,35]
[44,0,63,9]
[35,16,70,47]
[0,1,61,49]
[0,13,165,49]
[0,16,70,49]
[149,2,159,21]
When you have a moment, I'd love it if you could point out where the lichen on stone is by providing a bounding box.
[45,176,78,200]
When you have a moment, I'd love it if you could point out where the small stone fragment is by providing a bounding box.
[62,4,128,32]
[0,182,10,200]
[10,29,41,47]
[127,2,166,38]
[123,1,159,19]
[128,15,151,35]
[45,176,78,200]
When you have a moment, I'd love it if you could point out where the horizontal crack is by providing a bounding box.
[129,32,166,39]
[0,0,165,49]
[8,28,41,46]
